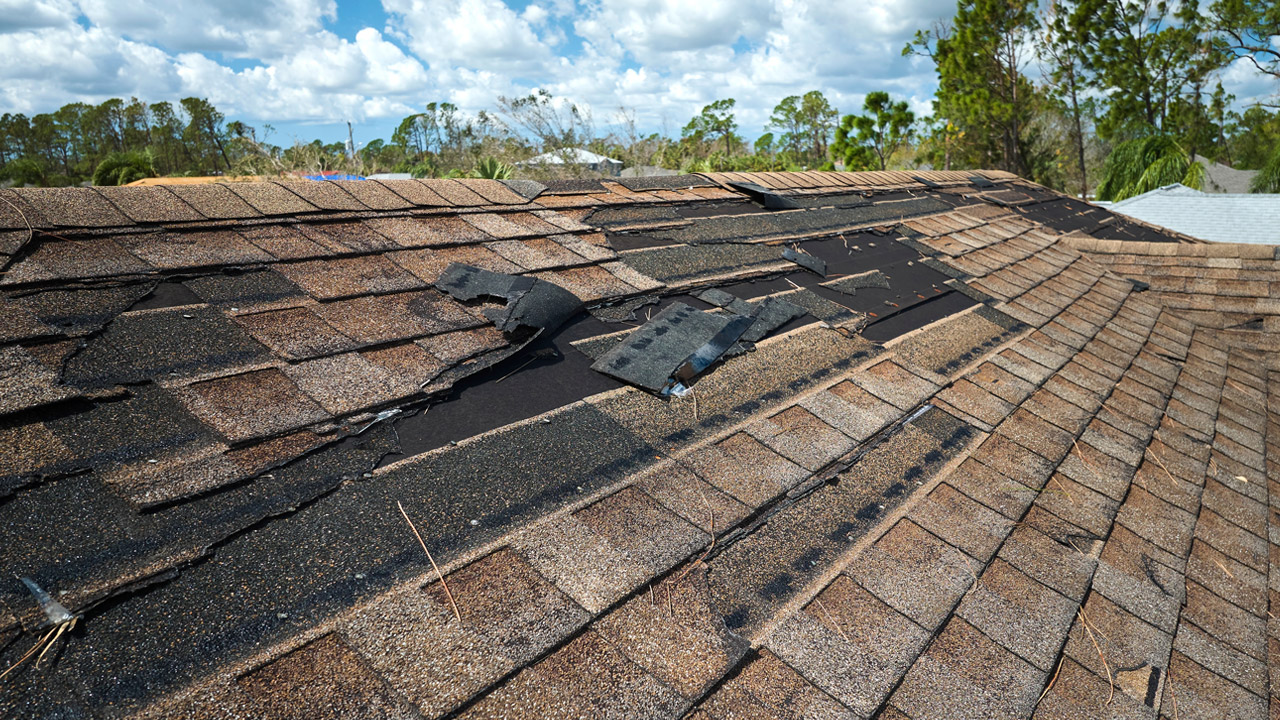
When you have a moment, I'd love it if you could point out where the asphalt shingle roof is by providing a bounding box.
[0,170,1276,720]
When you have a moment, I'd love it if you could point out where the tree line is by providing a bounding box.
[1,0,1276,197]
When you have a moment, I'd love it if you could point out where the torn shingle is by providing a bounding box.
[434,263,582,334]
[591,301,752,395]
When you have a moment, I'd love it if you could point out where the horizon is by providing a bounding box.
[3,0,1276,148]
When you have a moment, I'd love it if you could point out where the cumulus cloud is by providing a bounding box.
[4,0,1274,145]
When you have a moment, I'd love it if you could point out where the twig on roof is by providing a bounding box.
[1168,665,1180,720]
[1212,558,1235,579]
[397,501,461,623]
[1144,446,1179,488]
[672,490,716,588]
[0,194,34,251]
[784,277,803,290]
[0,626,59,683]
[691,387,700,422]
[1037,653,1066,704]
[1070,439,1100,480]
[1076,607,1113,705]
[813,598,850,642]
[495,355,537,383]
[1048,475,1076,505]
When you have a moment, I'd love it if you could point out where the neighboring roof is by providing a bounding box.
[1,169,1276,720]
[524,148,623,165]
[1101,183,1280,244]
[1194,154,1259,194]
[123,176,269,186]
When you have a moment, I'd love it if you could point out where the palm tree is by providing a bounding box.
[1096,135,1204,201]
[1249,146,1280,193]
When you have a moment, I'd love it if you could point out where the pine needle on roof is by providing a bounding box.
[397,501,461,623]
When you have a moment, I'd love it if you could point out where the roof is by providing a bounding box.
[1194,154,1260,194]
[1099,183,1280,244]
[524,148,623,165]
[0,170,1276,720]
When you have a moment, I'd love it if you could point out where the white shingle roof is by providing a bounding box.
[1099,183,1280,245]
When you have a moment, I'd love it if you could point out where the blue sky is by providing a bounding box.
[2,0,1276,149]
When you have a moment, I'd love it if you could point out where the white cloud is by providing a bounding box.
[383,0,555,76]
[77,0,337,57]
[0,0,1103,142]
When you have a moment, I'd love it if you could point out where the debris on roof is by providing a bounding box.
[782,245,826,276]
[822,268,891,295]
[590,301,753,394]
[434,263,582,334]
[1,168,1275,720]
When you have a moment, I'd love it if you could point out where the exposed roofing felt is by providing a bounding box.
[1099,183,1280,245]
[0,170,1277,720]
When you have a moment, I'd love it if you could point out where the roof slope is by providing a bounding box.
[0,170,1276,720]
[1101,182,1280,245]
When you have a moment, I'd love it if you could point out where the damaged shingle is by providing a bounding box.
[590,301,753,395]
[822,269,891,296]
[783,246,826,276]
[434,263,582,334]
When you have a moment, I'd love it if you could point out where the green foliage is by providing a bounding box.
[767,91,839,166]
[92,150,155,186]
[472,157,513,179]
[907,0,1039,173]
[0,157,48,186]
[832,91,915,171]
[1250,145,1280,192]
[682,99,739,155]
[1205,0,1280,80]
[1096,135,1204,201]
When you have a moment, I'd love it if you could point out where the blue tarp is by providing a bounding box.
[301,174,366,181]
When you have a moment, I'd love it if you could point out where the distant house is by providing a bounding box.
[521,148,623,176]
[1193,154,1258,194]
[1096,183,1280,244]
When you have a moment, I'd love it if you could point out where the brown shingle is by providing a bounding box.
[284,352,417,415]
[297,221,397,253]
[595,565,749,698]
[238,634,416,720]
[118,230,272,270]
[955,559,1077,671]
[2,237,153,284]
[683,432,810,506]
[225,182,318,215]
[361,342,447,387]
[165,183,264,219]
[767,575,930,716]
[908,483,1014,563]
[177,368,330,443]
[331,180,413,210]
[850,359,940,410]
[698,650,858,720]
[425,179,490,207]
[343,548,589,717]
[746,405,855,471]
[846,519,977,630]
[93,185,205,223]
[315,291,482,344]
[388,245,523,284]
[17,187,133,227]
[239,224,327,260]
[891,617,1046,720]
[276,255,424,300]
[273,181,367,211]
[233,306,359,360]
[458,630,686,720]
[380,180,450,206]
